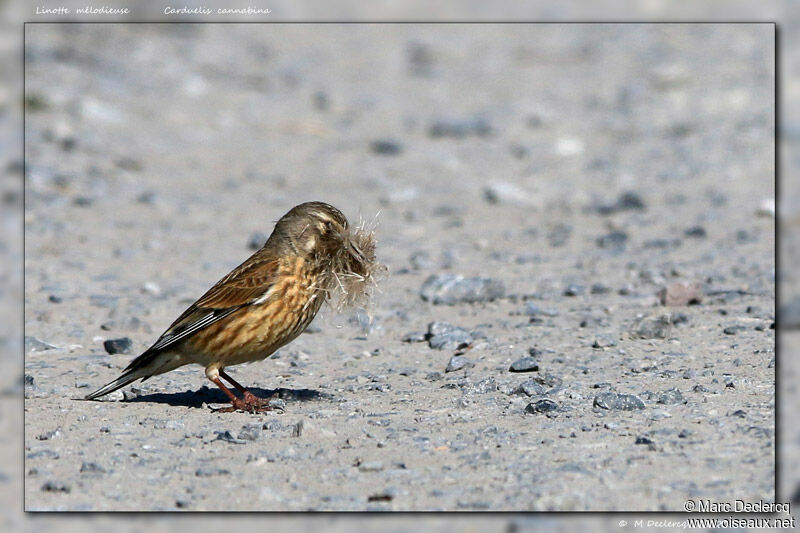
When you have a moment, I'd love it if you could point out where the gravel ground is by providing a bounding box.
[22,23,775,511]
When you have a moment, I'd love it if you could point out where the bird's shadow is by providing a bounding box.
[127,385,332,408]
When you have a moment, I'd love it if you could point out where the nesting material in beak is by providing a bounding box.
[323,215,386,311]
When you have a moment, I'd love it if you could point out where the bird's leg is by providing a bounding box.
[209,376,255,413]
[219,369,272,409]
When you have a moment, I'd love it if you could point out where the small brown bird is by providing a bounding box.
[85,201,381,412]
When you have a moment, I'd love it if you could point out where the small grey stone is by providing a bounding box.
[723,325,746,335]
[446,355,474,373]
[371,139,403,156]
[657,388,685,405]
[195,467,230,477]
[103,338,133,355]
[509,357,539,373]
[563,283,584,296]
[122,390,137,401]
[238,424,262,441]
[630,314,673,339]
[214,430,247,445]
[420,274,505,305]
[592,335,617,348]
[268,398,286,410]
[595,192,646,214]
[524,399,558,414]
[41,481,70,493]
[427,321,473,350]
[483,182,537,207]
[591,283,611,294]
[684,226,707,238]
[27,449,59,460]
[596,231,628,249]
[409,251,432,270]
[25,337,57,352]
[36,429,60,440]
[80,462,106,474]
[468,377,497,394]
[523,302,560,317]
[428,116,492,138]
[593,392,645,411]
[512,380,546,397]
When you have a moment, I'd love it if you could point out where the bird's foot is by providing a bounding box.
[214,395,274,414]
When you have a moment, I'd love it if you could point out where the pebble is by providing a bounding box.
[630,314,673,339]
[723,325,746,335]
[36,429,61,440]
[523,302,560,317]
[512,380,546,397]
[596,231,628,250]
[195,467,230,477]
[659,281,703,306]
[595,191,646,215]
[80,462,107,474]
[426,322,473,350]
[591,283,611,294]
[684,226,707,238]
[509,357,539,373]
[41,481,71,493]
[593,392,645,411]
[25,336,57,352]
[483,182,537,207]
[428,116,492,138]
[103,338,133,355]
[446,355,474,373]
[214,430,247,445]
[525,399,559,414]
[409,251,432,270]
[563,283,584,297]
[238,424,262,441]
[657,388,685,405]
[592,335,617,349]
[371,139,403,156]
[420,274,505,305]
[268,398,287,410]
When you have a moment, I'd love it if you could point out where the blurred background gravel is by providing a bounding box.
[1,0,793,531]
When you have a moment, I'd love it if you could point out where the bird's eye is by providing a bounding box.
[323,220,333,232]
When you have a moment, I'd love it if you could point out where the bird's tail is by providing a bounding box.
[84,350,183,400]
[84,367,151,400]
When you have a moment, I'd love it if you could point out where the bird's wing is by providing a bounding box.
[129,254,281,362]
